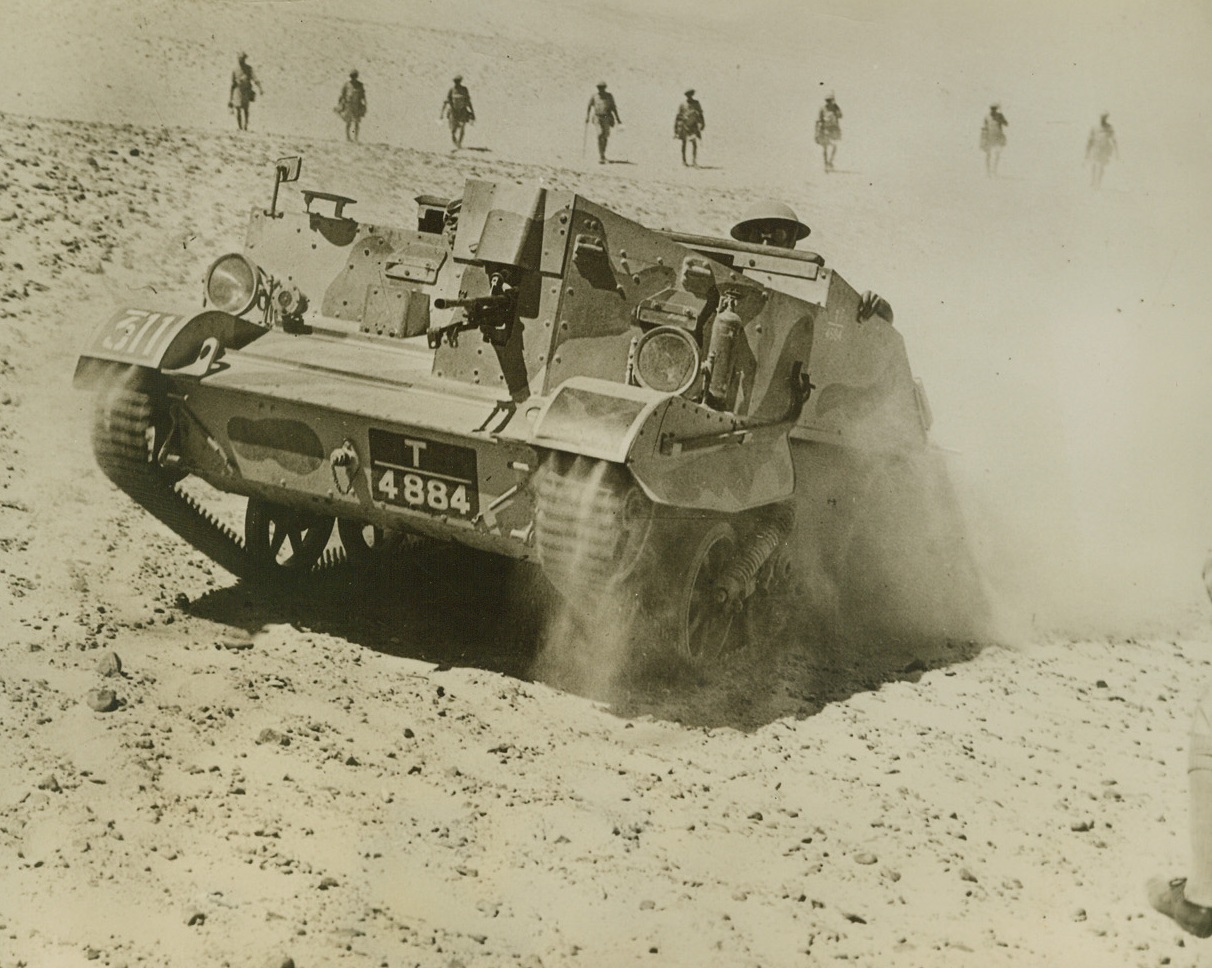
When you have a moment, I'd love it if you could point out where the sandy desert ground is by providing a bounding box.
[2,1,1212,966]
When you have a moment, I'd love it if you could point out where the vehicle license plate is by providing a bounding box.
[368,429,478,518]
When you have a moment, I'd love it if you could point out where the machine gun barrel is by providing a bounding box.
[433,293,514,312]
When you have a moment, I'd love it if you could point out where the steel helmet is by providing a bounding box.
[730,200,811,242]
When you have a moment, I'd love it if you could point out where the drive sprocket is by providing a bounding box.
[90,373,343,582]
[533,452,655,595]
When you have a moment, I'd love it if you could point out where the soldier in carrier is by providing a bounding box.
[730,200,811,250]
[441,75,476,150]
[730,201,892,323]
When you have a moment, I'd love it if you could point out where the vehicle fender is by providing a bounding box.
[530,376,666,464]
[532,376,794,513]
[74,306,268,388]
[628,393,795,513]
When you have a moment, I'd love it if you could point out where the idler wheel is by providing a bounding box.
[245,497,333,573]
[613,482,655,583]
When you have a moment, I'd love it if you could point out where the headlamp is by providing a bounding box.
[631,325,700,396]
[204,253,262,317]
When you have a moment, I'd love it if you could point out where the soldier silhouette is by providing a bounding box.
[980,104,1009,176]
[229,53,262,132]
[814,94,842,172]
[336,70,367,143]
[1085,113,1118,188]
[586,82,622,164]
[441,75,476,150]
[674,89,705,167]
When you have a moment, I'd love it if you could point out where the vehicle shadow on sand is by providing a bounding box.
[185,544,546,677]
[184,544,986,733]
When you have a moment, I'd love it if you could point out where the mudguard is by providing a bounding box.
[532,377,794,513]
[73,306,269,388]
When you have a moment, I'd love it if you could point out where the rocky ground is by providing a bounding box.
[3,2,1212,966]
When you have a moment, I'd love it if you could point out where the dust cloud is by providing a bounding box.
[914,179,1212,641]
[532,594,641,701]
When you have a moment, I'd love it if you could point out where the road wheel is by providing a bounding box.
[738,545,794,650]
[669,521,740,664]
[245,497,333,574]
[337,518,385,567]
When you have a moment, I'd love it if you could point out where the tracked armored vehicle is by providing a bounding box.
[76,157,983,662]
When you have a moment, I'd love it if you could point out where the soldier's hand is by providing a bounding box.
[858,290,894,324]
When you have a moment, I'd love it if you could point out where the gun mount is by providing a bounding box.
[430,277,519,348]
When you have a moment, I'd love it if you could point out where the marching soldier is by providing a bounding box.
[336,69,367,143]
[1085,113,1118,189]
[441,75,476,150]
[674,89,706,167]
[586,82,622,164]
[980,103,1009,176]
[229,53,262,132]
[814,94,842,172]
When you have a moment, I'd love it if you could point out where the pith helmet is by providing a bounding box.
[453,74,463,82]
[730,200,811,242]
[597,81,608,89]
[685,88,695,97]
